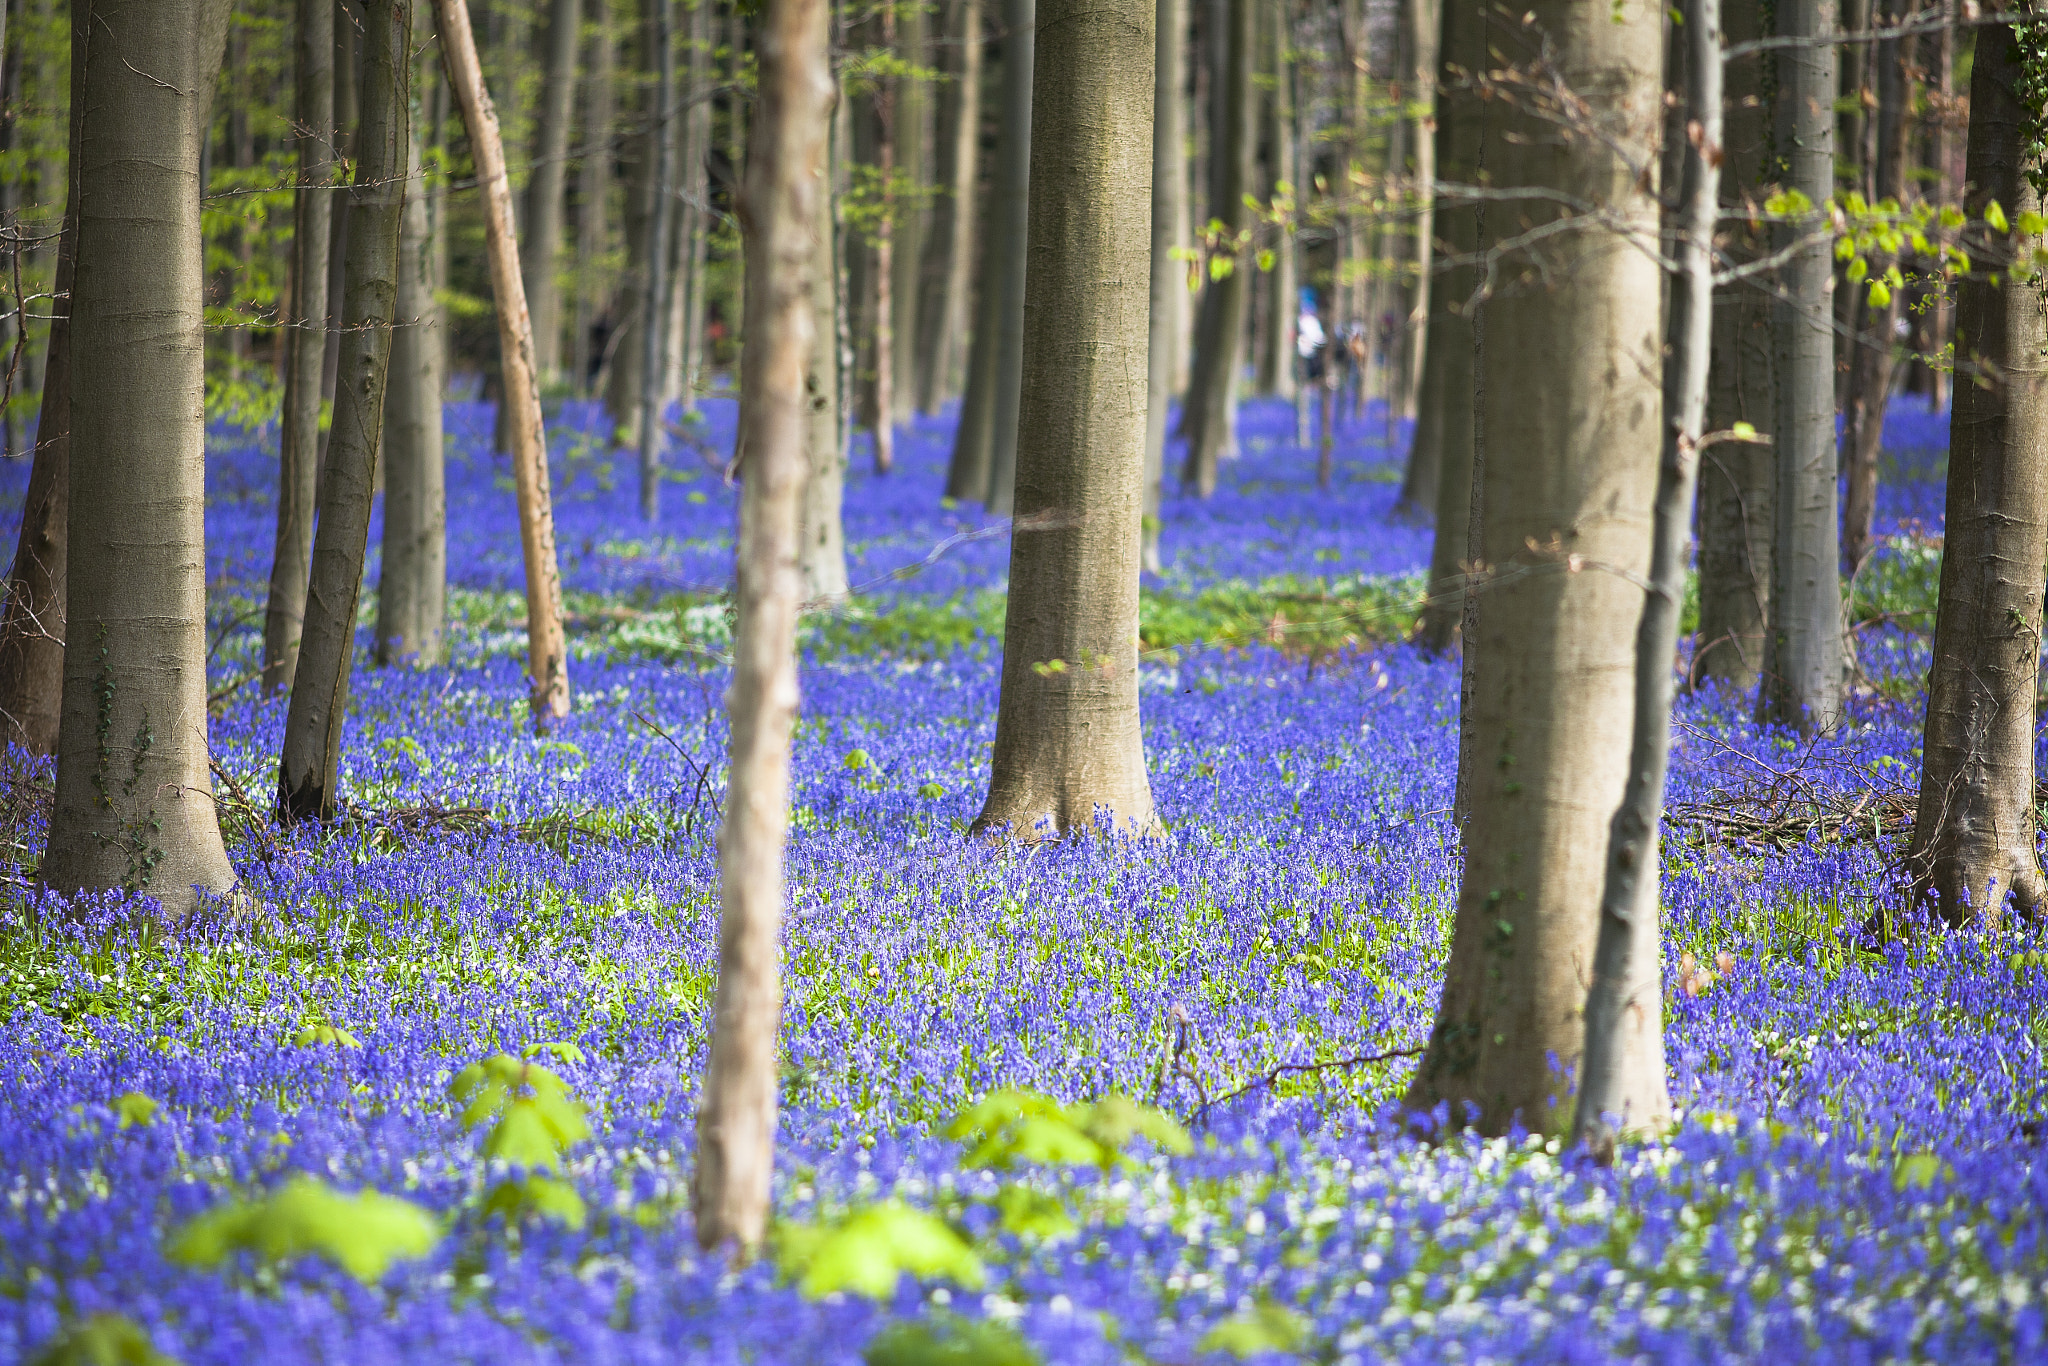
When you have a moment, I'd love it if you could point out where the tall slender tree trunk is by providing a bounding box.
[890,0,927,422]
[1254,0,1295,406]
[1923,0,1954,412]
[972,0,1155,839]
[943,1,1012,502]
[571,3,615,396]
[1902,20,2047,930]
[379,54,448,666]
[1694,0,1773,693]
[606,3,659,444]
[262,0,337,696]
[1839,0,1909,575]
[322,14,358,417]
[1574,0,1719,1157]
[1404,0,1663,1136]
[438,0,572,725]
[523,0,581,386]
[978,0,1033,513]
[0,0,83,755]
[1143,0,1185,574]
[692,0,832,1258]
[41,0,237,914]
[277,0,414,824]
[1413,0,1480,651]
[1177,0,1250,498]
[639,0,677,518]
[915,0,980,414]
[674,0,714,410]
[800,79,847,600]
[868,5,899,477]
[1757,0,1844,735]
[1392,0,1440,516]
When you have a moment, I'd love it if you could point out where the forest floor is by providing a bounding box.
[0,394,2042,1364]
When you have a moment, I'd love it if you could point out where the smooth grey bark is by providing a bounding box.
[1575,0,1719,1158]
[673,0,714,409]
[321,11,357,414]
[1839,0,1908,575]
[1391,0,1440,515]
[914,0,980,414]
[41,0,237,914]
[277,0,412,823]
[1413,0,1481,651]
[1694,0,1773,693]
[0,0,82,756]
[1253,0,1294,404]
[799,81,847,601]
[378,81,447,667]
[522,0,580,385]
[692,0,832,1259]
[1142,0,1185,574]
[639,0,677,519]
[606,2,659,445]
[1756,0,1843,735]
[262,0,337,696]
[867,0,898,475]
[979,0,1033,513]
[972,0,1155,840]
[943,5,1005,502]
[890,0,927,422]
[1902,22,2047,930]
[1176,0,1251,499]
[1405,0,1665,1137]
[570,3,614,395]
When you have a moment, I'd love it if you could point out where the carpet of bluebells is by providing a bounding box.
[1,390,2044,1364]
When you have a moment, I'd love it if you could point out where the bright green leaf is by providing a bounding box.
[114,1093,159,1130]
[994,1184,1077,1239]
[291,1024,362,1050]
[523,1041,587,1066]
[1986,200,2010,234]
[1845,255,1868,283]
[480,1174,587,1230]
[1867,280,1892,309]
[28,1313,181,1366]
[777,1202,985,1301]
[864,1315,1041,1366]
[843,749,873,772]
[1894,1153,1947,1191]
[1198,1304,1312,1358]
[168,1176,440,1283]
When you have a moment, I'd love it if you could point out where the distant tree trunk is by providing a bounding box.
[1391,0,1439,516]
[1757,0,1843,735]
[978,0,1033,513]
[891,0,927,422]
[606,3,658,444]
[1254,0,1294,404]
[1404,0,1663,1136]
[277,0,414,824]
[378,69,448,666]
[942,3,1011,502]
[522,0,580,387]
[972,0,1154,840]
[800,82,847,601]
[693,0,831,1258]
[1413,0,1480,651]
[1903,21,2047,930]
[1177,0,1251,499]
[570,4,614,396]
[914,0,980,414]
[322,14,357,417]
[0,0,83,756]
[41,0,237,914]
[1693,0,1773,693]
[1574,0,1718,1159]
[1839,0,1909,576]
[639,0,677,518]
[262,0,337,697]
[1923,0,1954,413]
[1143,0,1185,574]
[438,0,572,726]
[864,0,899,475]
[674,0,714,410]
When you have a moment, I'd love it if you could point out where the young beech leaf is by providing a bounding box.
[1986,200,2010,234]
[479,1173,587,1230]
[776,1202,985,1300]
[449,1054,591,1169]
[1894,1152,1948,1191]
[1075,1093,1193,1162]
[168,1176,440,1283]
[28,1313,181,1366]
[291,1023,362,1049]
[522,1040,587,1067]
[114,1092,159,1130]
[864,1315,1041,1366]
[993,1184,1076,1239]
[1198,1303,1312,1358]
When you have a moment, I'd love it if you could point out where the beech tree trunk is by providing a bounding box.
[438,0,573,725]
[378,73,448,667]
[800,84,847,601]
[914,0,980,414]
[1903,21,2047,930]
[1254,2,1294,404]
[1574,0,1718,1157]
[639,0,677,518]
[40,0,238,915]
[522,0,581,386]
[261,0,337,696]
[1694,0,1773,693]
[674,0,714,410]
[890,0,927,423]
[1756,0,1843,735]
[571,4,615,396]
[0,0,82,756]
[277,0,414,824]
[692,0,831,1257]
[978,0,1033,513]
[1413,0,1481,651]
[606,5,659,445]
[972,0,1155,840]
[943,1,1013,503]
[1177,0,1250,498]
[1143,0,1185,574]
[868,1,898,475]
[1404,0,1664,1136]
[1391,0,1440,516]
[321,16,357,418]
